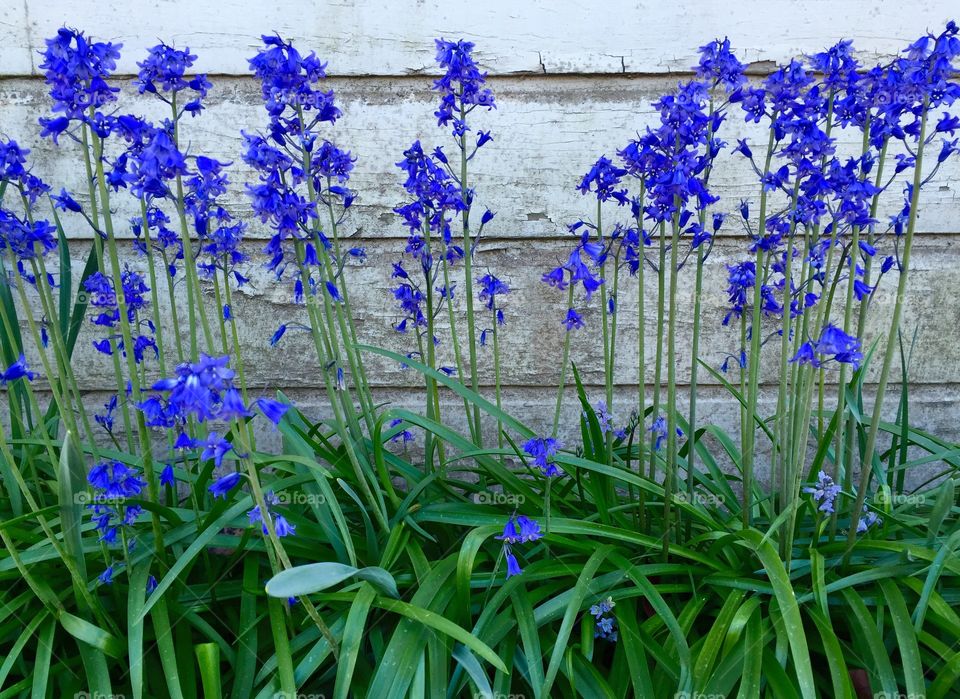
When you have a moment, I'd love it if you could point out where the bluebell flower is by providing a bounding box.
[0,209,57,264]
[52,188,82,212]
[857,505,881,533]
[201,433,234,468]
[804,470,842,515]
[388,418,415,444]
[83,270,156,364]
[563,308,584,331]
[87,461,146,546]
[522,437,563,477]
[98,565,115,585]
[578,156,628,204]
[496,514,543,544]
[695,38,746,92]
[590,595,617,641]
[590,400,613,434]
[649,416,684,452]
[140,354,247,425]
[135,43,208,102]
[595,616,618,641]
[432,39,495,137]
[38,28,121,123]
[208,471,241,499]
[504,551,522,578]
[0,354,36,384]
[95,395,117,434]
[477,274,510,312]
[248,491,296,537]
[255,398,290,425]
[159,463,176,487]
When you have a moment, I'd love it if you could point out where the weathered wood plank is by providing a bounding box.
[8,0,958,77]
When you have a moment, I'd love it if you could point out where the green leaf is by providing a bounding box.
[334,582,377,699]
[195,643,223,699]
[375,597,508,674]
[738,530,815,699]
[841,588,897,696]
[265,562,399,599]
[136,497,252,623]
[59,611,124,658]
[57,430,87,581]
[127,563,150,699]
[878,580,924,698]
[30,617,55,699]
[541,546,612,696]
[452,644,494,699]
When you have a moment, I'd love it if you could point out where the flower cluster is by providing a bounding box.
[0,139,58,282]
[137,355,288,471]
[244,35,358,317]
[135,43,211,115]
[87,460,146,545]
[248,491,296,537]
[803,470,842,514]
[790,324,863,370]
[496,514,542,578]
[522,436,563,477]
[590,596,618,642]
[83,270,158,363]
[38,28,121,133]
[432,39,496,138]
[857,505,882,533]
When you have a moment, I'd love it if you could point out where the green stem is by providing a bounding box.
[847,102,929,550]
[551,284,576,438]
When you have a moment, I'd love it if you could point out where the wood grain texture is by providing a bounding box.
[5,1,957,76]
[1,3,957,442]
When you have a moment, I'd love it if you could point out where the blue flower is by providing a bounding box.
[201,433,234,468]
[255,398,290,425]
[695,38,746,91]
[86,461,147,545]
[477,274,510,312]
[208,471,241,499]
[578,156,628,204]
[591,400,613,434]
[52,188,82,212]
[270,324,287,346]
[95,395,117,434]
[595,616,618,641]
[504,551,522,578]
[135,43,207,100]
[248,34,339,122]
[563,308,584,331]
[98,565,115,585]
[803,470,841,514]
[815,324,863,368]
[649,416,683,452]
[248,491,296,537]
[159,463,176,487]
[432,39,495,136]
[388,418,415,444]
[496,514,543,544]
[141,354,244,424]
[522,437,563,477]
[38,28,121,122]
[590,595,617,641]
[857,505,881,534]
[0,354,36,384]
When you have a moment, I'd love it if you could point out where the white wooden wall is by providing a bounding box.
[1,1,958,449]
